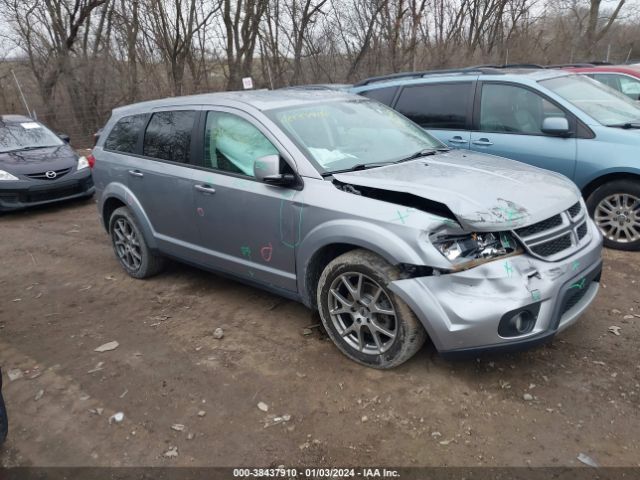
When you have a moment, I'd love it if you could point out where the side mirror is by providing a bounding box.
[58,133,70,143]
[541,117,570,136]
[254,154,297,187]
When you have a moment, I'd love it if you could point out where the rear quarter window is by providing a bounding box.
[104,114,148,154]
[395,83,471,129]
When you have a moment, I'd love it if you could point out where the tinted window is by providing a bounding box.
[204,112,279,177]
[360,86,398,106]
[104,114,147,153]
[395,83,471,129]
[480,83,567,135]
[143,110,197,163]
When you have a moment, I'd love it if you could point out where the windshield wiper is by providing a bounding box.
[21,145,57,151]
[321,162,393,177]
[607,121,640,129]
[393,148,447,164]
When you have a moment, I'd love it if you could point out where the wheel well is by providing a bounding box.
[102,197,126,232]
[582,173,640,200]
[305,243,360,309]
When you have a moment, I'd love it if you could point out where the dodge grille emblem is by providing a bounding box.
[45,170,57,179]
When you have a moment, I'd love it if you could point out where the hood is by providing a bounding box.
[0,144,78,175]
[333,149,581,231]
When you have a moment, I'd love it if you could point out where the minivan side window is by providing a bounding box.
[394,83,471,129]
[480,84,567,135]
[203,112,279,177]
[142,110,197,164]
[360,86,398,106]
[104,114,148,153]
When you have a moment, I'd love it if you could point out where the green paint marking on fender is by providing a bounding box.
[569,278,586,290]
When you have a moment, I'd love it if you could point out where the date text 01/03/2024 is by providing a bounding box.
[232,467,400,478]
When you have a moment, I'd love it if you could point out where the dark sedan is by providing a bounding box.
[0,115,95,212]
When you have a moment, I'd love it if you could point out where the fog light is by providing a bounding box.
[498,306,539,337]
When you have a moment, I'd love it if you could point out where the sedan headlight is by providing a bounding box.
[0,170,18,181]
[432,231,521,270]
[77,156,90,170]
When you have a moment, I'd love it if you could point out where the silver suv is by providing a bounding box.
[93,90,603,368]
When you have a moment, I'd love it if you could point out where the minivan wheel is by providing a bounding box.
[108,207,165,278]
[317,249,427,369]
[586,180,640,251]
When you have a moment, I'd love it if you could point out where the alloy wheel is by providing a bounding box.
[328,272,397,355]
[594,193,640,244]
[112,217,142,271]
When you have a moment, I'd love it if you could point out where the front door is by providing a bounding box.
[191,110,299,292]
[470,82,577,180]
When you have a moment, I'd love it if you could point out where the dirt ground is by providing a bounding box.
[0,198,639,468]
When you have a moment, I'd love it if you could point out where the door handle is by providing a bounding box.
[472,138,493,146]
[448,136,468,144]
[194,184,216,194]
[128,170,144,177]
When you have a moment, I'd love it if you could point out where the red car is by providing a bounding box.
[561,64,640,101]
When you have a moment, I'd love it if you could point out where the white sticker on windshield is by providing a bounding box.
[20,122,41,129]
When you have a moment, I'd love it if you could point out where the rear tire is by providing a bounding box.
[108,206,165,278]
[317,249,427,369]
[586,180,640,251]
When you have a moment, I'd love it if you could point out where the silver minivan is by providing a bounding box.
[92,90,603,368]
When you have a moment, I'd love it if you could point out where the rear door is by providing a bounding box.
[392,81,474,149]
[129,108,203,259]
[470,82,577,179]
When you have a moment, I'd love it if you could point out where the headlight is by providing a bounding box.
[0,170,18,181]
[432,231,520,269]
[77,156,90,170]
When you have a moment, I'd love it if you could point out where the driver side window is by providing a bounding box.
[480,84,567,135]
[204,112,279,177]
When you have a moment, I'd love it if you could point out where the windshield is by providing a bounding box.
[0,120,63,153]
[266,99,444,173]
[540,75,640,126]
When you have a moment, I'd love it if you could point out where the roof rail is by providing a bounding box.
[548,63,596,68]
[354,67,502,87]
[474,63,546,69]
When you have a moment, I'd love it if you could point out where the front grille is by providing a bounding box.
[514,202,590,260]
[577,222,587,240]
[530,233,572,257]
[515,215,562,237]
[26,184,84,202]
[25,167,72,180]
[568,202,582,218]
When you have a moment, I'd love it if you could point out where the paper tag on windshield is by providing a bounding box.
[20,122,41,129]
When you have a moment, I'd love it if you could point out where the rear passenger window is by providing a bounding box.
[395,83,471,129]
[360,86,398,106]
[143,110,197,164]
[104,114,147,153]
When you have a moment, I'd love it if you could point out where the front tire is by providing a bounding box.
[108,206,165,278]
[317,249,427,369]
[586,180,640,251]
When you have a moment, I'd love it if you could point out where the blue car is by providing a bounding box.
[352,67,640,251]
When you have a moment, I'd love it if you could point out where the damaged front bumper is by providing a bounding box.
[389,220,603,356]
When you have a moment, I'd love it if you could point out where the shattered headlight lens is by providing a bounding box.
[432,231,520,269]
